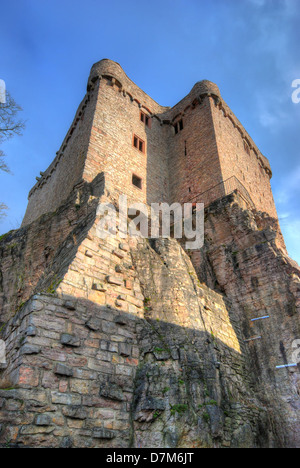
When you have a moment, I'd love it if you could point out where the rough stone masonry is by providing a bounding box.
[0,59,299,448]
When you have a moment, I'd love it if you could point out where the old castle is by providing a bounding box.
[22,59,276,226]
[0,59,299,448]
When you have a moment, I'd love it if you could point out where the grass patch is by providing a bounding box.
[0,231,13,243]
[170,404,188,416]
[47,276,63,294]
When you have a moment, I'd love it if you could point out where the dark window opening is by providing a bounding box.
[133,135,145,153]
[140,111,151,128]
[132,174,142,189]
[174,119,184,134]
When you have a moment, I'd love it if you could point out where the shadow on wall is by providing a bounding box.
[0,293,284,448]
[0,172,105,326]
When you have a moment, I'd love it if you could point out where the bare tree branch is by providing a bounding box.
[0,92,25,144]
[0,150,10,173]
[0,91,25,176]
[0,202,8,220]
[0,91,25,216]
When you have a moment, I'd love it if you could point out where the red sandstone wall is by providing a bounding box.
[210,99,277,218]
[84,76,170,206]
[166,95,223,206]
[22,88,99,227]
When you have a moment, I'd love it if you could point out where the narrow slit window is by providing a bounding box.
[133,135,145,153]
[132,174,142,189]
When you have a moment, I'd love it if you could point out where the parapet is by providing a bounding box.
[193,80,221,98]
[88,59,169,115]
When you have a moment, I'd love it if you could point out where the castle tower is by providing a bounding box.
[22,59,278,227]
[0,60,299,449]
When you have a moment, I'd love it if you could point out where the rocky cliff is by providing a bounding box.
[0,182,299,448]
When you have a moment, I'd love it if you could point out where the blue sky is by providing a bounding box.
[0,0,300,263]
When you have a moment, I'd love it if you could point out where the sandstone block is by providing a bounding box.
[60,333,81,347]
[106,276,123,286]
[54,363,74,377]
[93,429,115,439]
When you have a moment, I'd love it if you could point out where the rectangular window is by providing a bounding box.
[140,111,151,128]
[174,119,184,134]
[133,134,145,153]
[132,174,142,189]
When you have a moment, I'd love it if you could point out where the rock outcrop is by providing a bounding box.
[0,186,299,448]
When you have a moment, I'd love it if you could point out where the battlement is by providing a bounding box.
[22,59,278,227]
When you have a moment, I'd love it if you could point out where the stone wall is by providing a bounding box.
[83,74,170,207]
[21,85,99,227]
[0,173,104,325]
[210,99,277,218]
[1,188,296,448]
[166,95,222,206]
[0,233,278,448]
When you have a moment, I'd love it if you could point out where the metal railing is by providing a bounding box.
[188,176,255,209]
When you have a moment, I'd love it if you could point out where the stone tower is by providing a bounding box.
[0,60,299,449]
[22,59,277,227]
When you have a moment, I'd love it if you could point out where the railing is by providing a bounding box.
[188,176,255,209]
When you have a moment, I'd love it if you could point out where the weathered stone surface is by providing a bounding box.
[64,301,76,311]
[51,392,81,406]
[25,326,37,337]
[20,345,41,355]
[93,429,115,439]
[85,317,101,331]
[60,334,81,348]
[106,276,123,286]
[54,364,74,377]
[0,61,298,448]
[35,414,52,427]
[92,283,107,292]
[119,342,131,357]
[62,406,87,420]
[99,377,125,402]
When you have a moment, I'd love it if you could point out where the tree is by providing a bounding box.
[0,91,25,218]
